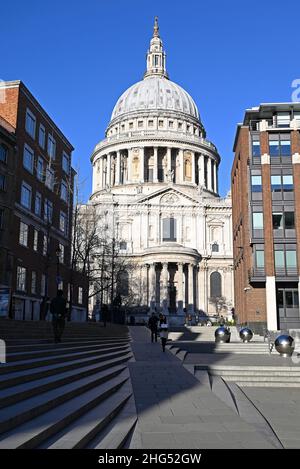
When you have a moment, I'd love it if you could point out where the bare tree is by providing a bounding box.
[209,296,228,316]
[71,203,134,322]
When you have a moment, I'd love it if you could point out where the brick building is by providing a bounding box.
[0,80,87,321]
[232,103,300,332]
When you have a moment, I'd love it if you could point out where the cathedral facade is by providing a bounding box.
[89,19,233,324]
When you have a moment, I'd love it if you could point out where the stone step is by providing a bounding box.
[0,362,128,409]
[0,351,132,391]
[91,396,137,449]
[5,337,130,346]
[7,343,130,362]
[44,388,132,448]
[0,347,131,375]
[224,376,300,383]
[0,365,129,435]
[0,372,129,448]
[235,381,300,388]
[7,339,129,352]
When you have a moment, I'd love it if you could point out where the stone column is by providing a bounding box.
[161,262,169,315]
[107,153,111,186]
[153,146,158,182]
[127,148,132,183]
[141,264,148,307]
[167,147,172,173]
[199,153,205,187]
[116,150,121,185]
[99,157,104,189]
[207,157,212,192]
[188,263,194,314]
[178,148,184,183]
[191,151,196,184]
[177,262,184,314]
[149,263,156,313]
[214,161,217,193]
[140,147,145,183]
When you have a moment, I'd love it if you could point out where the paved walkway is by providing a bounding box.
[128,327,276,449]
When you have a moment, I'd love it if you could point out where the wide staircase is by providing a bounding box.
[169,326,271,354]
[0,319,137,448]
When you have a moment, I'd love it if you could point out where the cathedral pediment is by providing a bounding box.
[135,186,200,206]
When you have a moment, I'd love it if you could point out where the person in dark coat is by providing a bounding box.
[50,290,67,343]
[148,312,159,342]
[219,315,225,326]
[159,316,169,352]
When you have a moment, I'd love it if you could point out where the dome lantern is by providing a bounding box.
[144,16,169,80]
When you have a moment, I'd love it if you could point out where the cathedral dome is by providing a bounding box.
[111,76,200,122]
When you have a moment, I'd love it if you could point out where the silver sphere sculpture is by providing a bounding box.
[275,335,295,357]
[215,326,231,343]
[239,327,253,343]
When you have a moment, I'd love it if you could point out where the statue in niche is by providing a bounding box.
[184,158,192,181]
[165,169,174,183]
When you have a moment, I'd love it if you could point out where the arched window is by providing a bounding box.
[163,217,176,242]
[0,144,8,163]
[210,271,222,298]
[212,243,219,252]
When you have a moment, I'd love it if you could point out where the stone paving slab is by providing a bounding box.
[128,327,276,449]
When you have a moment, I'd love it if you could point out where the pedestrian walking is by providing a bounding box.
[50,289,67,343]
[148,312,159,342]
[160,316,169,352]
[219,315,225,326]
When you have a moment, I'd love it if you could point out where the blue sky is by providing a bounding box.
[2,0,300,200]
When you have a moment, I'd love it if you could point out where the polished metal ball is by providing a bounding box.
[215,326,231,343]
[275,335,295,357]
[239,327,253,343]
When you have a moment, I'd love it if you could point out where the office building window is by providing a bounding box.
[269,135,291,157]
[274,245,297,273]
[62,152,70,173]
[47,134,56,159]
[59,211,67,234]
[19,221,29,247]
[33,229,39,251]
[251,175,262,192]
[35,192,42,216]
[21,182,32,209]
[44,199,53,223]
[61,181,68,202]
[25,108,36,138]
[43,234,48,256]
[45,167,54,190]
[23,144,34,173]
[255,248,265,269]
[251,140,261,157]
[36,156,44,181]
[0,144,8,163]
[252,212,264,229]
[38,124,46,149]
[31,271,37,294]
[17,266,27,291]
[273,211,295,235]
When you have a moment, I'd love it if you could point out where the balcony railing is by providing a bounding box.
[94,130,218,153]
